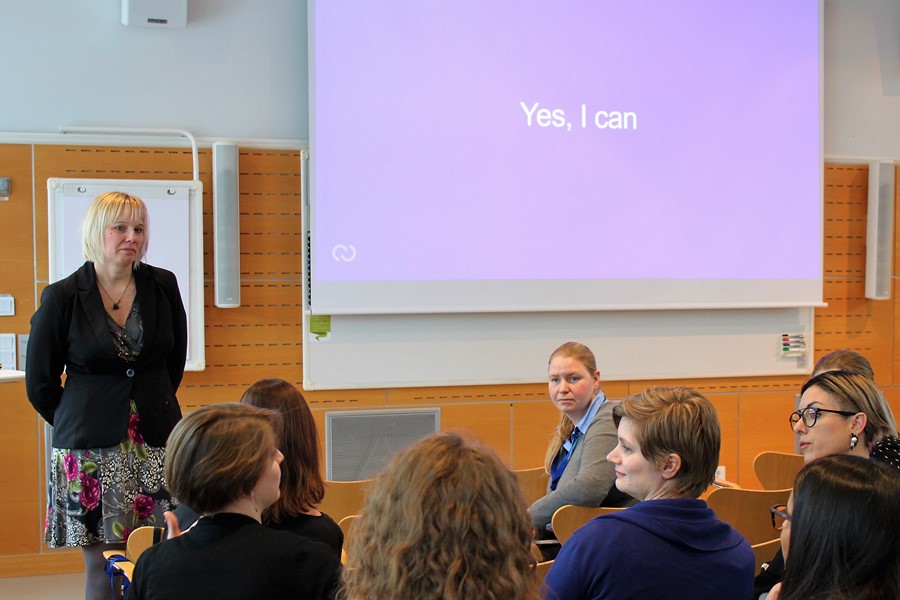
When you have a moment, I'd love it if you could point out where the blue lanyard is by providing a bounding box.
[549,427,582,491]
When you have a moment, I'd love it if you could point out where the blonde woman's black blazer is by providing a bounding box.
[26,261,187,449]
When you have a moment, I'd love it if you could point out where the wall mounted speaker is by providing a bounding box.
[122,0,187,28]
[866,162,895,300]
[213,142,241,308]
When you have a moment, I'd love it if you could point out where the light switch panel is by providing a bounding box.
[0,334,16,370]
[0,295,14,316]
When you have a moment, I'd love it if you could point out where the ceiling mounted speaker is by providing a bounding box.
[122,0,187,28]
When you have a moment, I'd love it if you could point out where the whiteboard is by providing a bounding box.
[47,178,205,371]
[301,307,814,390]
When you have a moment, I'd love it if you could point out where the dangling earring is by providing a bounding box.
[849,432,859,450]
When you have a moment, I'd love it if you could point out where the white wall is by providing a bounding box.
[0,0,307,141]
[1,1,899,155]
[825,0,900,159]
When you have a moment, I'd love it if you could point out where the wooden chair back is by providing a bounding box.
[751,537,782,573]
[318,479,373,524]
[532,559,554,595]
[513,467,549,506]
[337,514,359,565]
[699,477,741,500]
[705,487,791,546]
[753,451,804,490]
[550,504,625,544]
[125,525,164,561]
[102,525,164,581]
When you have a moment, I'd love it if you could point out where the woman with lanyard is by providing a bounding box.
[529,342,636,558]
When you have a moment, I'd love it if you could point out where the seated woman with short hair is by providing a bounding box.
[126,403,340,600]
[173,379,343,558]
[545,386,754,600]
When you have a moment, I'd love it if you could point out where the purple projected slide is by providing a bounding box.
[308,0,821,313]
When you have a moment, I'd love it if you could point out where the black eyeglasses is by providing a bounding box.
[789,406,857,428]
[770,504,791,530]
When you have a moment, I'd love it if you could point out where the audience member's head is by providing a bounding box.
[812,348,874,379]
[778,454,900,600]
[341,431,540,600]
[794,370,897,461]
[609,386,720,500]
[240,378,324,521]
[165,403,282,516]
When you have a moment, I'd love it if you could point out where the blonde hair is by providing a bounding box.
[341,432,540,600]
[543,341,598,473]
[81,191,150,264]
[801,370,898,452]
[613,386,720,499]
[165,403,279,514]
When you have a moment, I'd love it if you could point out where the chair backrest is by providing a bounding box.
[126,525,164,562]
[550,504,625,544]
[753,451,805,490]
[318,479,373,524]
[337,514,359,565]
[705,487,791,546]
[751,537,782,573]
[699,477,741,500]
[103,525,164,581]
[532,559,554,595]
[512,467,549,507]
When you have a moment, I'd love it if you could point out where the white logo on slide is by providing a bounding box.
[332,244,357,262]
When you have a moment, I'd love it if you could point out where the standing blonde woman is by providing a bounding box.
[26,192,187,600]
[341,432,540,600]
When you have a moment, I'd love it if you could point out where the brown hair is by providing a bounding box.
[613,386,720,499]
[341,432,540,600]
[812,349,875,380]
[164,403,279,514]
[240,378,325,521]
[543,341,599,473]
[81,191,150,264]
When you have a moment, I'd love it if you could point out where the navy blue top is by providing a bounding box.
[545,498,754,600]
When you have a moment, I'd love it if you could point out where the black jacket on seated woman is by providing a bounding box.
[126,404,340,600]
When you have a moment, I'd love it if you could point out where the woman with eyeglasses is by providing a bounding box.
[764,454,900,600]
[754,369,899,599]
[790,370,896,465]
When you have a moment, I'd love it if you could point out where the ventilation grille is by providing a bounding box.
[325,409,440,480]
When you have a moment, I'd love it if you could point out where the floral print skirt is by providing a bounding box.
[45,402,174,548]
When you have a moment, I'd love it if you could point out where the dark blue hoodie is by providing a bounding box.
[545,498,754,600]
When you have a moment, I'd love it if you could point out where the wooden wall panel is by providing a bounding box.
[0,381,40,554]
[440,403,512,461]
[708,393,739,483]
[511,401,561,468]
[737,391,799,489]
[388,383,546,405]
[627,376,805,395]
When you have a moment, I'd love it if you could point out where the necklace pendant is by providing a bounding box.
[112,302,120,310]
